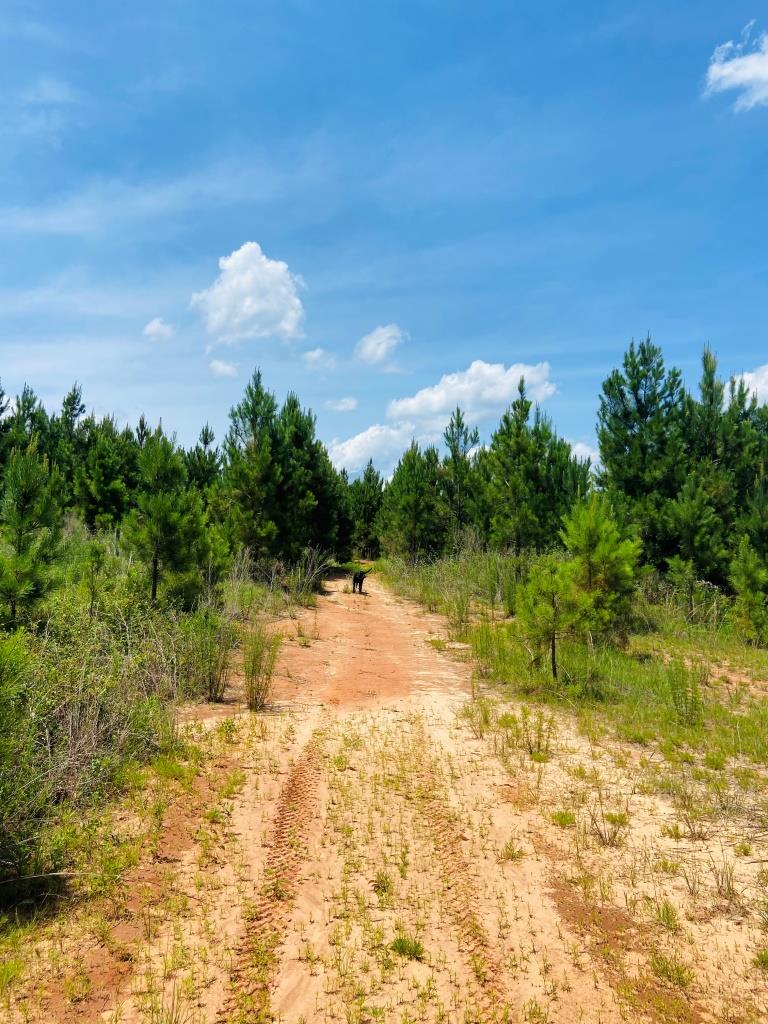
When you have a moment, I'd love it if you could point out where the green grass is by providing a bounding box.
[551,810,576,828]
[650,952,694,989]
[391,932,425,961]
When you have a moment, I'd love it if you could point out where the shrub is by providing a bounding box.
[243,625,282,711]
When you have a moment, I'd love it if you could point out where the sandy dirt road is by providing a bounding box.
[11,574,751,1024]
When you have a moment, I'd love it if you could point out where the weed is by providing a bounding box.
[588,793,629,847]
[391,932,424,961]
[551,810,576,829]
[650,952,693,989]
[498,836,525,862]
[242,626,282,711]
[709,854,739,904]
[753,948,768,971]
[0,958,23,998]
[372,871,393,903]
[654,899,680,931]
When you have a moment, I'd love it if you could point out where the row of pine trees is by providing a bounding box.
[2,338,768,634]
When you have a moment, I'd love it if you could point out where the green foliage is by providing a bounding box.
[515,553,585,680]
[378,442,448,559]
[560,492,640,642]
[598,337,685,563]
[123,429,209,603]
[442,406,480,549]
[488,379,589,552]
[729,536,768,644]
[0,442,63,626]
[242,625,282,711]
[348,460,384,558]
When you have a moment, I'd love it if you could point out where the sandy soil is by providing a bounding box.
[4,575,767,1024]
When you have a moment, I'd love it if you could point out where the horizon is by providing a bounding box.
[2,2,768,476]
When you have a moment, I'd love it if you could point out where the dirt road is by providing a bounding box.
[10,575,756,1023]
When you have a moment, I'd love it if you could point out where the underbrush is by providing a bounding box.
[379,552,530,632]
[0,536,327,905]
[384,551,768,771]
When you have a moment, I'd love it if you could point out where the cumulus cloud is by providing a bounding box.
[330,359,558,475]
[303,347,336,370]
[568,440,600,465]
[355,323,406,370]
[706,23,768,110]
[740,363,768,403]
[209,358,238,378]
[325,397,358,412]
[192,241,304,343]
[386,359,555,425]
[328,422,419,475]
[142,316,174,340]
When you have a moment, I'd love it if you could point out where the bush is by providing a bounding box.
[178,609,238,702]
[243,625,282,711]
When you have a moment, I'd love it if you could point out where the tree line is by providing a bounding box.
[1,338,768,638]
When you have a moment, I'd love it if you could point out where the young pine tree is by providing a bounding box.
[123,430,207,602]
[220,370,281,556]
[348,460,384,558]
[515,553,584,681]
[560,493,640,643]
[597,337,685,563]
[378,442,447,559]
[729,537,768,645]
[0,442,63,626]
[442,406,480,549]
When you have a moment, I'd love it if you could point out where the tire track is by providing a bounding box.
[217,727,325,1023]
[417,775,513,1018]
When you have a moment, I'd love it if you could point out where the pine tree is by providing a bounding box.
[560,493,640,642]
[275,393,320,560]
[442,407,480,548]
[515,554,584,681]
[184,424,221,498]
[729,537,768,645]
[220,370,281,557]
[74,417,140,529]
[488,380,588,551]
[665,473,728,584]
[0,442,63,625]
[349,460,384,558]
[379,442,447,559]
[123,430,207,602]
[597,337,685,563]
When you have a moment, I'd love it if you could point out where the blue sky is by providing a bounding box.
[2,1,767,474]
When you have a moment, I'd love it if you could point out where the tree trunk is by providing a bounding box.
[151,550,159,602]
[550,632,558,680]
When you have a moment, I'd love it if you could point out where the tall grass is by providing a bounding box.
[242,625,282,711]
[383,549,768,768]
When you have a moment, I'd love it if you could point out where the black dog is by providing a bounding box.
[352,568,373,593]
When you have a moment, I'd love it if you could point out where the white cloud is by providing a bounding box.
[142,317,175,340]
[325,397,358,412]
[355,323,406,370]
[328,422,417,475]
[192,241,304,344]
[568,440,600,465]
[209,358,238,378]
[740,363,768,403]
[330,359,557,475]
[706,23,768,111]
[386,359,555,425]
[303,347,336,370]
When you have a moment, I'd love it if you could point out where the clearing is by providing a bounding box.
[3,575,766,1023]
